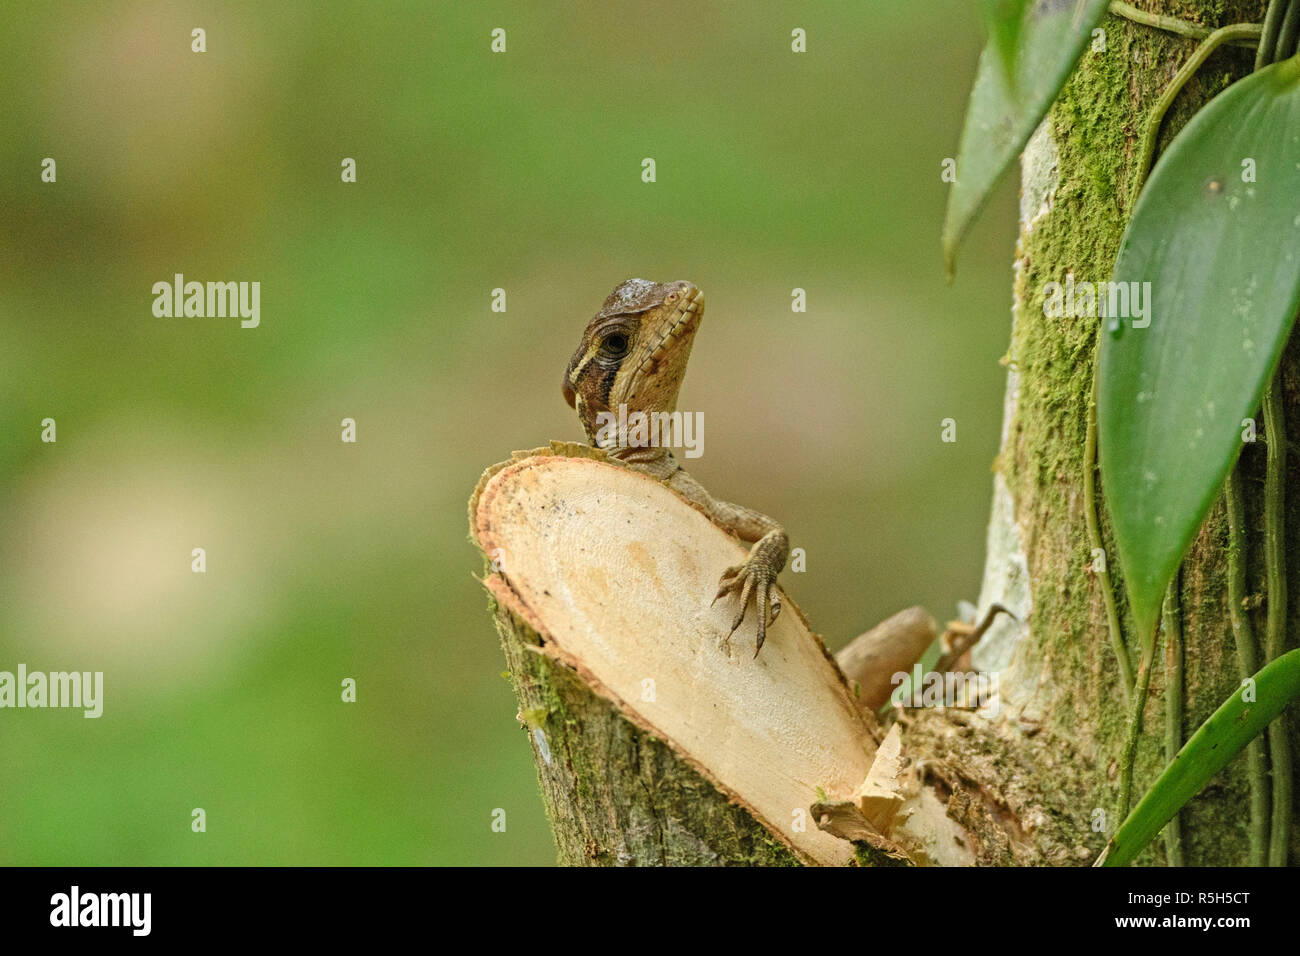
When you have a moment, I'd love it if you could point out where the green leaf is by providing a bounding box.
[1099,648,1300,866]
[982,0,1031,82]
[1098,57,1300,643]
[943,0,1109,276]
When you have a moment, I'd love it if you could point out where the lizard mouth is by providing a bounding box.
[637,286,704,374]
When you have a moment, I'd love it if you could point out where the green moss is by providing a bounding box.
[519,706,550,728]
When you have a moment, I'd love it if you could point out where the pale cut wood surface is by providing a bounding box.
[474,452,877,865]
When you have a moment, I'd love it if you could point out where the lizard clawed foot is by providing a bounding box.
[712,556,782,657]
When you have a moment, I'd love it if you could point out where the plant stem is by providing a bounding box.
[1279,1,1300,60]
[1257,0,1291,67]
[1085,354,1134,704]
[1118,647,1155,819]
[1225,468,1271,865]
[1130,22,1266,211]
[1161,578,1184,866]
[1253,0,1296,868]
[1107,1,1259,45]
[1261,375,1292,865]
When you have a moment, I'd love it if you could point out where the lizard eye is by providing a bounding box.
[665,292,678,303]
[601,332,630,357]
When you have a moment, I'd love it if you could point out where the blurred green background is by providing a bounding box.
[0,1,1015,864]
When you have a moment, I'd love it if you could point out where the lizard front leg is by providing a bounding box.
[668,469,789,657]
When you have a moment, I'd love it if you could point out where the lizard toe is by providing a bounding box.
[727,575,755,636]
[712,564,745,604]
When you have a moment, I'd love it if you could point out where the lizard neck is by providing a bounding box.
[577,394,680,478]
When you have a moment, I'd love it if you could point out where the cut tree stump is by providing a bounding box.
[469,442,882,865]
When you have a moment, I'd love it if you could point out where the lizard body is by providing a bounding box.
[563,278,789,656]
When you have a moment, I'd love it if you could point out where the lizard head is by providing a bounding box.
[563,278,704,445]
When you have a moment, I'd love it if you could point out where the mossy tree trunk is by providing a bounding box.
[920,0,1298,865]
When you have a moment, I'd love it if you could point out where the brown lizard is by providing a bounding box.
[563,278,789,657]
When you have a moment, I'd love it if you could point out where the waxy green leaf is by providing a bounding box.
[943,0,1109,275]
[1098,57,1300,643]
[1100,648,1300,866]
[982,0,1031,83]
